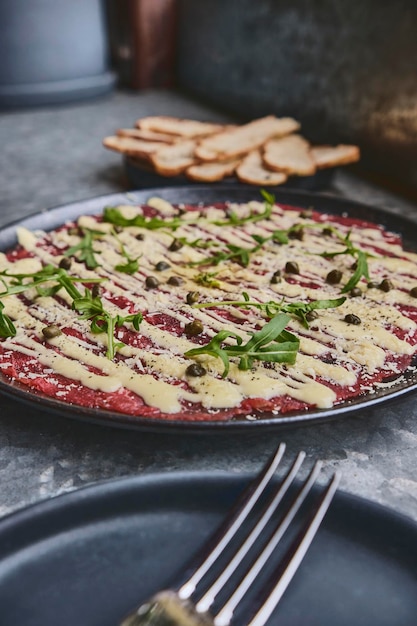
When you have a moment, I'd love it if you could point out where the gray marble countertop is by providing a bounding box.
[1,90,417,523]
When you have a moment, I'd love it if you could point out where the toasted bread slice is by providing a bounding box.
[150,140,198,176]
[263,134,316,176]
[135,116,224,138]
[116,128,178,143]
[195,116,300,162]
[103,136,164,159]
[236,150,288,186]
[186,158,241,182]
[311,144,360,169]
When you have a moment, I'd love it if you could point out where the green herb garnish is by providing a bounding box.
[195,293,346,328]
[0,264,142,359]
[103,207,183,231]
[113,229,140,274]
[193,271,221,288]
[72,290,142,360]
[185,313,299,377]
[211,189,275,227]
[64,228,103,270]
[320,231,371,292]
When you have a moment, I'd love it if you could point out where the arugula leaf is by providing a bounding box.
[341,250,370,293]
[193,271,221,288]
[0,301,16,338]
[65,228,102,269]
[103,207,183,231]
[184,313,299,377]
[195,294,346,328]
[72,289,142,359]
[319,230,371,291]
[211,189,275,227]
[189,235,266,268]
[0,263,141,360]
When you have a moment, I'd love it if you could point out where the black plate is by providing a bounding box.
[0,471,416,626]
[0,185,417,433]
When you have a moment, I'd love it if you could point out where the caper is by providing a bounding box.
[186,363,207,377]
[135,233,144,241]
[344,314,361,325]
[145,276,159,289]
[410,286,417,298]
[326,269,343,284]
[186,291,200,305]
[379,278,394,292]
[184,319,204,337]
[350,287,362,297]
[59,257,71,270]
[169,239,183,252]
[323,227,333,236]
[270,270,281,284]
[285,261,299,274]
[289,227,304,240]
[42,324,62,339]
[91,284,101,299]
[155,261,171,271]
[167,276,184,286]
[351,260,358,270]
[367,281,379,289]
[300,208,313,219]
[68,227,79,236]
[306,310,318,322]
[114,225,123,233]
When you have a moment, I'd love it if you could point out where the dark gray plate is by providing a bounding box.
[0,186,416,432]
[0,471,416,626]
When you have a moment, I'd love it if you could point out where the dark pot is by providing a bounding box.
[177,0,417,185]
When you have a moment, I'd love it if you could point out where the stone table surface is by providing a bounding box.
[0,89,417,523]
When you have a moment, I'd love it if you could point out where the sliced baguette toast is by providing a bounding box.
[311,144,360,169]
[116,128,178,143]
[150,140,198,176]
[195,116,300,162]
[103,136,165,159]
[186,158,241,182]
[263,134,316,176]
[236,150,288,186]
[136,116,224,138]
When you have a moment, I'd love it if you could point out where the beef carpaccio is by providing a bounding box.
[0,193,416,422]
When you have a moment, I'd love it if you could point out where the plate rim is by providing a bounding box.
[1,185,417,433]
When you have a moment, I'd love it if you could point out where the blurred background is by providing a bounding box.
[0,0,416,190]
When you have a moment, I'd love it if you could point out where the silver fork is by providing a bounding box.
[119,443,340,626]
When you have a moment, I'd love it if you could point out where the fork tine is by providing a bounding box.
[214,469,341,626]
[178,442,286,600]
[194,451,306,613]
